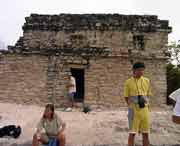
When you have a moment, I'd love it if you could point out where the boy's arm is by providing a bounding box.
[124,97,129,106]
[124,80,129,106]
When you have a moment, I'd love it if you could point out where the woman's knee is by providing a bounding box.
[58,133,65,141]
[32,133,40,146]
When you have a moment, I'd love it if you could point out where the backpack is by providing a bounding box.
[0,125,21,138]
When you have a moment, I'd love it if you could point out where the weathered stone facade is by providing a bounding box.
[0,14,171,106]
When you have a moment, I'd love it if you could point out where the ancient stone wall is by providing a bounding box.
[0,54,167,106]
[0,54,71,105]
[84,58,167,106]
[0,14,171,106]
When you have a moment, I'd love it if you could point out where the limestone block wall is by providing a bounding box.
[0,54,68,105]
[84,58,167,107]
[0,54,167,106]
[22,30,168,58]
[0,14,171,106]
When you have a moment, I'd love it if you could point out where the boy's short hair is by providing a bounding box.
[133,62,145,70]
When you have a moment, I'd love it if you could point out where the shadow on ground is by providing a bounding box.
[0,142,179,146]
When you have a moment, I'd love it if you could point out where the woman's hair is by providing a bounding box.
[43,103,55,119]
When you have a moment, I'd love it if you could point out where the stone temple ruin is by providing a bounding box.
[0,14,171,107]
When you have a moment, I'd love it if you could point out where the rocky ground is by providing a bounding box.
[0,102,180,146]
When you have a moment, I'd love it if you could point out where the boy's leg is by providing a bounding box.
[68,93,74,108]
[128,108,134,129]
[141,106,150,146]
[128,133,135,146]
[128,107,139,146]
[71,93,74,107]
[142,133,149,146]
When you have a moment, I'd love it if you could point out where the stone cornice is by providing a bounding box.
[22,14,172,33]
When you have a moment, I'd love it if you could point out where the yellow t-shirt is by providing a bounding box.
[124,76,151,133]
[124,76,152,97]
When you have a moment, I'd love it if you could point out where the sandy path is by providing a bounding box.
[0,102,180,146]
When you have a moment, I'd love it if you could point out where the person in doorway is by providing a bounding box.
[65,72,76,111]
[169,88,180,124]
[124,62,152,146]
[32,103,66,146]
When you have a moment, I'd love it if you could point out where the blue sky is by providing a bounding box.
[0,0,179,48]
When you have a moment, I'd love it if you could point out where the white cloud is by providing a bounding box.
[0,0,179,45]
[132,0,180,42]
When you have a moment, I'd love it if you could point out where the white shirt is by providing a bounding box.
[68,76,76,93]
[169,88,180,116]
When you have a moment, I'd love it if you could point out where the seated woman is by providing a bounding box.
[32,103,66,146]
[169,88,180,124]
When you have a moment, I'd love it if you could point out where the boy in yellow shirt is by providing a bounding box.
[124,62,151,146]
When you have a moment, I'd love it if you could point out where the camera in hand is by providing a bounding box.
[138,95,146,108]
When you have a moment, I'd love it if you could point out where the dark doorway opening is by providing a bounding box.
[71,68,84,102]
